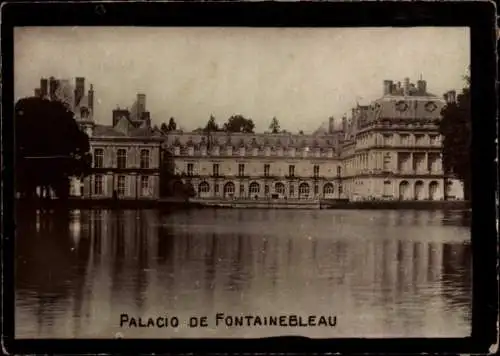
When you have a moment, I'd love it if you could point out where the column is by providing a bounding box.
[424,153,429,174]
[409,152,414,173]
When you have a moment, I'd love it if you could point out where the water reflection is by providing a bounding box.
[16,208,471,338]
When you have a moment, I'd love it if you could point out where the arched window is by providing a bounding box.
[323,183,334,195]
[399,180,410,200]
[383,180,392,197]
[249,182,260,194]
[140,149,150,169]
[275,182,285,195]
[199,181,210,193]
[429,181,439,201]
[299,183,310,199]
[224,182,235,195]
[414,180,424,200]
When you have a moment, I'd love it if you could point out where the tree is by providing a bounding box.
[167,117,177,131]
[15,97,92,199]
[223,114,255,133]
[160,122,168,133]
[299,130,304,135]
[439,73,471,200]
[269,117,280,134]
[205,115,219,132]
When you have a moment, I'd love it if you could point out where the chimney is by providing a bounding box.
[328,117,334,134]
[383,80,393,95]
[445,90,457,104]
[88,84,94,112]
[74,77,85,108]
[141,111,151,127]
[34,88,41,97]
[137,93,146,118]
[342,116,347,132]
[49,77,58,101]
[403,77,410,96]
[40,78,48,98]
[417,79,427,95]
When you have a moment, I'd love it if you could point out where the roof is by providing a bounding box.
[93,125,127,137]
[93,123,162,138]
[371,95,445,121]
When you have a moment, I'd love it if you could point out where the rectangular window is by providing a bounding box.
[400,134,410,146]
[289,183,295,197]
[117,175,126,196]
[265,185,269,195]
[313,165,319,177]
[337,166,342,176]
[238,164,245,177]
[429,135,439,145]
[117,149,127,169]
[187,163,194,176]
[214,184,219,193]
[140,149,150,169]
[94,148,104,168]
[140,176,149,196]
[289,165,295,177]
[94,175,103,195]
[264,164,270,177]
[213,163,219,176]
[240,184,245,194]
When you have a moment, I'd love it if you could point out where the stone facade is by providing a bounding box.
[47,77,165,200]
[163,131,345,200]
[163,77,464,202]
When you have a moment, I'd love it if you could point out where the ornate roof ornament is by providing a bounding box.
[425,101,438,112]
[395,100,409,112]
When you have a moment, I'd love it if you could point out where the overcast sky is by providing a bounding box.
[14,27,470,132]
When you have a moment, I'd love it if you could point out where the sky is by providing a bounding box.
[14,27,470,133]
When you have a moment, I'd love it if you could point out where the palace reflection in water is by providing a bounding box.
[15,208,471,338]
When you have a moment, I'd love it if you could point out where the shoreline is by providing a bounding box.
[14,198,470,211]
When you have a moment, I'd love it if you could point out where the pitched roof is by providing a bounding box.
[93,125,127,137]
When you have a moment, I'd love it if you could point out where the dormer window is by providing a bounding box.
[80,107,89,119]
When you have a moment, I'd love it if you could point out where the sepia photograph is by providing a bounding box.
[13,26,473,340]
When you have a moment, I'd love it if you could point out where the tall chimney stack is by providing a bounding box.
[342,116,347,133]
[88,84,94,112]
[417,79,427,95]
[49,77,58,101]
[40,78,48,98]
[74,77,85,108]
[444,90,457,104]
[403,77,410,96]
[34,88,41,97]
[328,117,334,134]
[137,93,146,119]
[383,80,393,95]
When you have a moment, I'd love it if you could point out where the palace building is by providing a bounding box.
[30,76,464,202]
[163,77,464,201]
[33,77,163,200]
